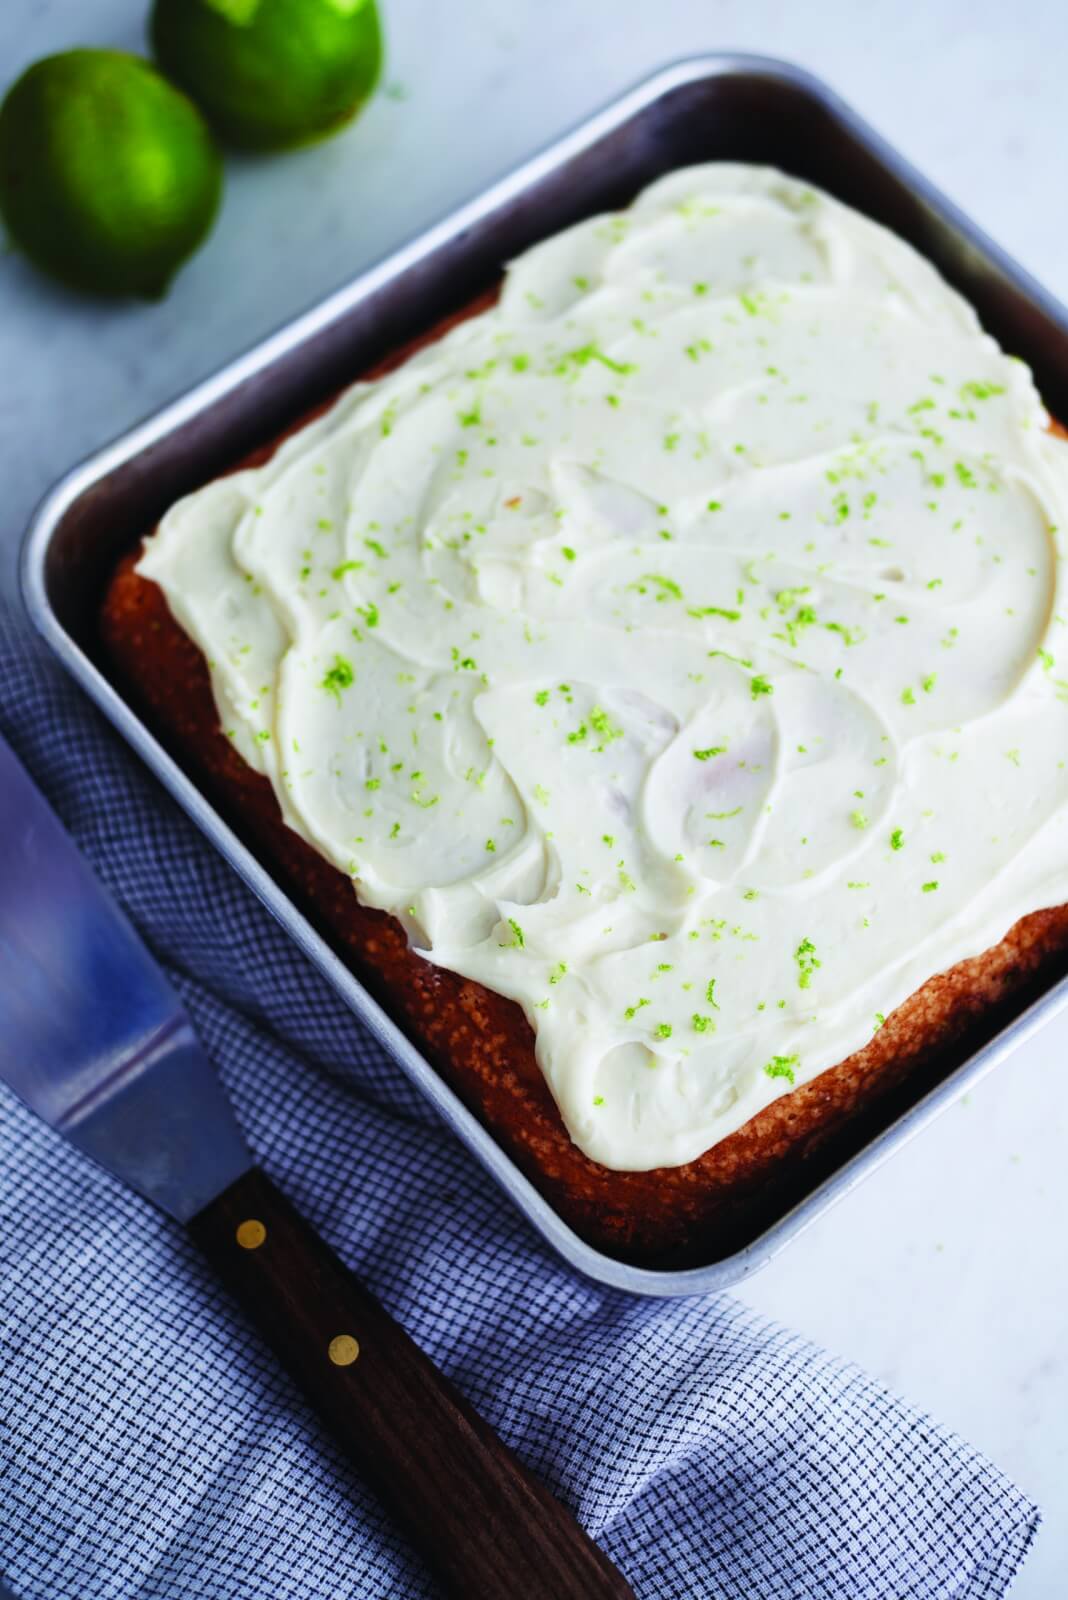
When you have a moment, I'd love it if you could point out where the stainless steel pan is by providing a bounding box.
[22,55,1068,1295]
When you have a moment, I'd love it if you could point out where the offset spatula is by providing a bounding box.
[0,732,635,1600]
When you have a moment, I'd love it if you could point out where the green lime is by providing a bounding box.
[151,0,383,152]
[0,50,222,300]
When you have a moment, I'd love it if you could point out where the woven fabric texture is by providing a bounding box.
[0,604,1040,1599]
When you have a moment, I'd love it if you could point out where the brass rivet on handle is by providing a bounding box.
[328,1334,360,1367]
[235,1218,267,1250]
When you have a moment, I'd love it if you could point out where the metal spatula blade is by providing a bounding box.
[0,729,635,1600]
[0,731,250,1218]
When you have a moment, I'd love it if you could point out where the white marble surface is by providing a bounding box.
[3,1,1067,1592]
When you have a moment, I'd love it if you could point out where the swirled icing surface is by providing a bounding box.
[140,164,1068,1171]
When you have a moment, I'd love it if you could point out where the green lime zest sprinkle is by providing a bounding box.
[922,880,939,892]
[774,585,810,614]
[890,827,905,851]
[707,499,722,512]
[961,380,1005,400]
[504,918,525,949]
[624,997,650,1020]
[589,706,624,747]
[850,810,869,830]
[320,655,354,700]
[485,838,496,853]
[750,674,774,699]
[559,342,635,377]
[655,1022,673,1039]
[632,572,683,602]
[764,1054,799,1085]
[795,937,820,990]
[593,1095,605,1106]
[331,559,363,580]
[824,620,864,647]
[688,604,741,621]
[693,745,727,761]
[873,1012,886,1031]
[534,689,550,706]
[691,1013,715,1033]
[954,461,977,489]
[706,978,720,1009]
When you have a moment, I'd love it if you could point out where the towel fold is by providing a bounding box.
[0,604,1040,1599]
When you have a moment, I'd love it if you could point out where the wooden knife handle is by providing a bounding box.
[189,1167,636,1600]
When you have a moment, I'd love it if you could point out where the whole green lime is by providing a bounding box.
[0,50,223,299]
[151,0,383,152]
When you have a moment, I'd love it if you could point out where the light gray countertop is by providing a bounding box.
[2,2,1066,1592]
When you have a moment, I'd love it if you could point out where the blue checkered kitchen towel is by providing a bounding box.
[0,600,1041,1600]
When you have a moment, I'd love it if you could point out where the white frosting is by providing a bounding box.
[139,164,1068,1171]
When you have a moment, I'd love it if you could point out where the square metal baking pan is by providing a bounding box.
[22,54,1068,1296]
